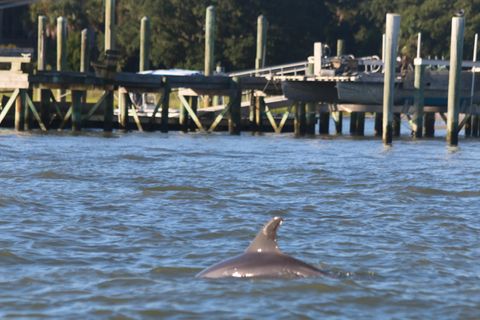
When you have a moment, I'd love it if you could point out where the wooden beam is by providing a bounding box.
[130,104,143,132]
[25,93,47,131]
[0,89,19,125]
[83,91,108,121]
[179,95,205,132]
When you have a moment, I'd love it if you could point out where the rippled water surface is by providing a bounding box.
[1,125,479,319]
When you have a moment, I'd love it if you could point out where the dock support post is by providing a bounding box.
[140,16,150,72]
[305,62,316,135]
[412,66,425,138]
[350,112,358,135]
[393,113,401,136]
[319,110,330,134]
[424,113,435,137]
[204,6,215,77]
[179,99,189,133]
[57,17,67,103]
[15,90,26,131]
[374,112,383,136]
[104,91,114,132]
[190,96,199,131]
[447,16,465,146]
[357,113,365,136]
[105,0,115,51]
[119,89,129,131]
[229,77,241,135]
[331,39,345,134]
[465,116,472,137]
[295,102,306,137]
[72,90,83,131]
[161,86,170,133]
[472,115,479,137]
[383,13,401,145]
[38,16,50,128]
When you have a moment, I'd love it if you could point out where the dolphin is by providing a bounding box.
[196,217,326,279]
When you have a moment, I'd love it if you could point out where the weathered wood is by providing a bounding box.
[306,103,316,135]
[332,109,343,135]
[119,90,129,131]
[24,90,32,130]
[278,109,291,133]
[103,91,114,132]
[57,17,67,72]
[464,116,472,137]
[39,90,50,129]
[393,113,401,137]
[83,91,107,121]
[179,95,204,132]
[356,112,365,136]
[80,29,90,73]
[319,111,330,134]
[204,6,215,77]
[294,102,306,136]
[383,13,401,145]
[59,106,73,130]
[350,112,358,135]
[105,0,115,51]
[412,64,425,138]
[424,112,435,137]
[255,96,265,132]
[0,89,19,125]
[472,115,479,137]
[255,15,268,71]
[374,112,383,136]
[337,39,345,56]
[25,94,47,131]
[264,106,279,133]
[229,77,241,135]
[161,86,170,133]
[37,16,46,71]
[140,16,151,72]
[179,96,189,133]
[15,89,25,131]
[447,16,465,146]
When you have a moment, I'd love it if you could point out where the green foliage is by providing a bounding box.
[28,0,480,72]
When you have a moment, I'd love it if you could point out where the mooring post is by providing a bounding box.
[255,15,267,70]
[383,13,401,145]
[205,6,215,76]
[103,91,114,132]
[229,77,241,135]
[105,0,115,51]
[305,62,316,135]
[80,29,90,73]
[161,86,171,133]
[447,16,465,146]
[332,39,344,134]
[15,90,25,131]
[140,16,150,72]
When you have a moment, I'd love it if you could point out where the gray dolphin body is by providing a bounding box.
[196,217,326,279]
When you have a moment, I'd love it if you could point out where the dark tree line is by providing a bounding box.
[28,0,480,72]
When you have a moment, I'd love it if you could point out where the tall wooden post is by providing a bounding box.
[412,32,425,138]
[161,86,170,133]
[447,16,465,146]
[305,62,316,135]
[336,39,345,56]
[38,16,50,128]
[383,13,401,145]
[255,15,267,70]
[332,39,344,134]
[319,109,330,134]
[350,112,358,135]
[140,16,150,72]
[80,29,90,73]
[204,6,215,76]
[229,77,241,135]
[72,90,83,131]
[56,17,67,71]
[105,0,115,51]
[189,96,198,131]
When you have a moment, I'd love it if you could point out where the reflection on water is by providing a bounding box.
[0,125,479,318]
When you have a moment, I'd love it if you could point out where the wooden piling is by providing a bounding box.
[332,39,344,134]
[56,17,67,71]
[424,113,435,137]
[472,115,480,137]
[119,89,129,131]
[72,90,83,131]
[350,112,358,135]
[179,98,189,133]
[229,77,241,135]
[37,16,46,71]
[319,111,330,134]
[103,91,113,132]
[140,16,150,72]
[337,39,345,56]
[393,113,401,137]
[189,96,198,131]
[413,65,425,138]
[446,16,465,146]
[161,86,170,133]
[383,13,401,145]
[374,112,383,136]
[465,116,472,137]
[255,96,265,131]
[305,63,316,135]
[15,90,25,131]
[255,15,267,70]
[295,102,306,137]
[204,6,215,76]
[105,0,115,51]
[80,29,90,73]
[357,112,365,136]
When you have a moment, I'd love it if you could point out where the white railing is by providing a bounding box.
[229,61,309,77]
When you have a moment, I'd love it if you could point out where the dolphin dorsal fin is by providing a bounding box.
[246,217,283,253]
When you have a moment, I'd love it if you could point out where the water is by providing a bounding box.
[1,124,479,319]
